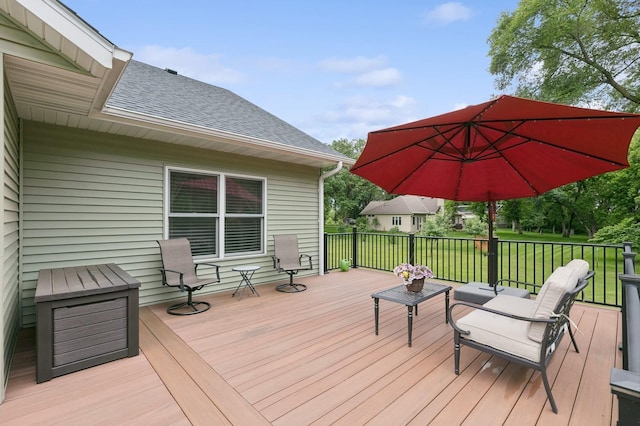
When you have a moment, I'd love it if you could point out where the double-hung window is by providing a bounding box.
[166,167,265,258]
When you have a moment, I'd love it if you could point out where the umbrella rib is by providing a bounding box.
[478,122,629,166]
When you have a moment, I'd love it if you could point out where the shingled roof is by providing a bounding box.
[106,60,342,157]
[360,195,442,215]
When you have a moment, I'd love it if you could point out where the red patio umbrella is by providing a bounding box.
[351,95,640,285]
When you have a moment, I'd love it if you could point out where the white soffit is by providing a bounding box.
[5,55,101,119]
[4,0,128,74]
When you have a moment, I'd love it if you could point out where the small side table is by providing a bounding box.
[232,265,261,300]
[371,282,451,347]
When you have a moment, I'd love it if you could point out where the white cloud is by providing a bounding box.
[354,68,402,87]
[135,45,244,84]
[319,56,402,88]
[318,56,388,73]
[306,94,419,142]
[391,95,417,109]
[423,2,473,26]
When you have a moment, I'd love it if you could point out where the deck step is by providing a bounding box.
[139,307,270,425]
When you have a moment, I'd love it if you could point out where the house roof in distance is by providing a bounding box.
[360,195,442,215]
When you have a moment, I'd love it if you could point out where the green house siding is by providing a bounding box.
[2,74,19,389]
[21,121,320,327]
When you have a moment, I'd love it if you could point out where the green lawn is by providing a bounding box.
[325,229,626,307]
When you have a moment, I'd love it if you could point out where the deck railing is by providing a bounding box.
[324,228,631,307]
[610,244,640,424]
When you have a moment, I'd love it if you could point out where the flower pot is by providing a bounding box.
[339,259,350,272]
[406,278,425,292]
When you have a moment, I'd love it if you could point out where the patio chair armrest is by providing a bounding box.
[158,268,186,291]
[447,300,554,335]
[272,255,280,270]
[196,262,221,282]
[300,253,312,269]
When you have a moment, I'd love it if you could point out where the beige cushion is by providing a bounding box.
[565,259,589,279]
[457,307,541,362]
[527,266,579,342]
[483,294,536,317]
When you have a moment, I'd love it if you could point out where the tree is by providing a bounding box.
[488,0,640,244]
[323,138,387,224]
[417,214,452,237]
[501,199,530,233]
[488,0,640,111]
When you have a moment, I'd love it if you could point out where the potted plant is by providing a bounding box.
[393,263,434,292]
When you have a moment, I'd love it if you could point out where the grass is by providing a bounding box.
[325,229,626,307]
[491,229,590,243]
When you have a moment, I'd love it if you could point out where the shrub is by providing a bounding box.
[590,217,640,247]
[463,217,488,236]
[418,214,451,237]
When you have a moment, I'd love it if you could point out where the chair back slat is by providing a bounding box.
[157,238,198,285]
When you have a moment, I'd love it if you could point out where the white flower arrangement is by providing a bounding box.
[393,263,434,285]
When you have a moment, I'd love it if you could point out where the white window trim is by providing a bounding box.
[163,166,267,261]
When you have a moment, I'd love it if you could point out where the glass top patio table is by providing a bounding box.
[371,282,452,347]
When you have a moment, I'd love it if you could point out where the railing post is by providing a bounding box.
[351,226,358,269]
[620,250,637,370]
[623,242,635,275]
[323,232,329,273]
[488,236,499,286]
[408,233,415,265]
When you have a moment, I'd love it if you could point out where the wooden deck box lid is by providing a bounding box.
[35,263,141,303]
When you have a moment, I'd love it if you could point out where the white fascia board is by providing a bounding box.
[15,0,131,69]
[98,106,354,166]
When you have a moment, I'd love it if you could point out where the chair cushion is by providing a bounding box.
[483,294,536,317]
[457,307,542,362]
[527,266,579,342]
[565,259,589,279]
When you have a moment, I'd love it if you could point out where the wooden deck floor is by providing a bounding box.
[1,269,622,425]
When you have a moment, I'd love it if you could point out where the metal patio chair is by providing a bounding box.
[448,261,593,413]
[272,234,312,293]
[157,238,220,315]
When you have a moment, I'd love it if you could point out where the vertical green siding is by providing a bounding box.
[3,76,19,388]
[21,122,321,326]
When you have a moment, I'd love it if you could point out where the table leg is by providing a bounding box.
[232,275,245,298]
[407,305,414,347]
[233,271,260,300]
[374,298,379,335]
[244,271,259,296]
[445,290,450,324]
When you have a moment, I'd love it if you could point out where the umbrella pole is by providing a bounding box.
[488,201,497,287]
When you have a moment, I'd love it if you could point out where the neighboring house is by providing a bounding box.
[360,195,443,233]
[453,204,477,229]
[0,0,353,401]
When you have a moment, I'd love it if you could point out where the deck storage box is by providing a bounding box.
[35,264,140,383]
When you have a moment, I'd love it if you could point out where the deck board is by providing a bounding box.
[139,307,270,425]
[1,269,622,425]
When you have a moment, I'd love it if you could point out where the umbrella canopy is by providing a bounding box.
[351,95,640,202]
[351,95,640,285]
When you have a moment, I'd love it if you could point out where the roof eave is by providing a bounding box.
[11,0,132,72]
[97,106,355,168]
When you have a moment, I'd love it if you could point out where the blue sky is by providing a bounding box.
[63,1,521,144]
